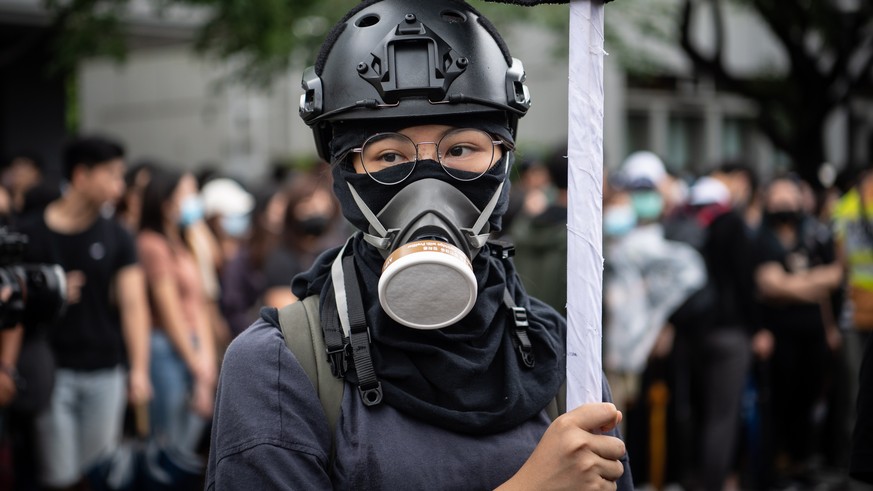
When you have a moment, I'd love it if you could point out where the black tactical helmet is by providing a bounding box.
[299,0,532,161]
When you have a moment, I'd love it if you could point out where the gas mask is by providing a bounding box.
[339,159,509,330]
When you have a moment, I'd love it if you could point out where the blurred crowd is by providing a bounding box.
[0,134,870,491]
[0,137,348,490]
[509,148,871,491]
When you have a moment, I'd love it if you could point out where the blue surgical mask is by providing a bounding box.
[179,196,204,227]
[631,191,664,221]
[603,204,637,237]
[221,213,250,238]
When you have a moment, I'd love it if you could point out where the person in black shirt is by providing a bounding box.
[17,136,151,490]
[751,175,842,485]
[666,164,758,491]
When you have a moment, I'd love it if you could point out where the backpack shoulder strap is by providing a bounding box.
[278,295,344,441]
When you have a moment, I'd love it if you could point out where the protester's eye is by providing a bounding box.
[368,149,413,166]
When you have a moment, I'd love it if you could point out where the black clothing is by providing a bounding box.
[704,209,756,330]
[851,334,873,483]
[751,217,836,470]
[752,219,836,334]
[263,248,306,290]
[292,235,565,435]
[17,212,138,370]
[207,309,633,490]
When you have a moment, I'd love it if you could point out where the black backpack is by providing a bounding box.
[663,208,718,329]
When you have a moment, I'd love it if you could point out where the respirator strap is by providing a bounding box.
[465,180,506,249]
[348,183,394,251]
[342,254,384,406]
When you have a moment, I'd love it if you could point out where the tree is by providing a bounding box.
[30,0,356,85]
[679,0,873,185]
[24,0,567,86]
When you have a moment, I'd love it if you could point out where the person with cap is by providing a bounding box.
[601,159,705,487]
[663,162,760,490]
[207,1,631,489]
[200,177,256,265]
[621,150,687,218]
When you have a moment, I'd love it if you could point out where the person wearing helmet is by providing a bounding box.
[207,1,631,489]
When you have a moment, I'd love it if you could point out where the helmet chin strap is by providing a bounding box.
[346,178,506,255]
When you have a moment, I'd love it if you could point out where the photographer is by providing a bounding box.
[0,317,19,407]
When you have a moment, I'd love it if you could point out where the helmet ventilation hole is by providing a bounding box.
[355,14,380,28]
[440,10,467,24]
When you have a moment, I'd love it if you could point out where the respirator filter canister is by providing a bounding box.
[378,239,477,330]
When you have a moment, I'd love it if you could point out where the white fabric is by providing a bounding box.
[603,224,706,373]
[566,0,606,410]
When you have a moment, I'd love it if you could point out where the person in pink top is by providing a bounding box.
[137,166,216,460]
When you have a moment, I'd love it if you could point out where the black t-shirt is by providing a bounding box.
[704,209,756,329]
[17,211,138,370]
[751,218,835,333]
[263,247,306,290]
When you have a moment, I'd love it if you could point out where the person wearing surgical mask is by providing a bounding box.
[600,171,706,463]
[200,177,255,266]
[137,167,217,472]
[207,1,633,490]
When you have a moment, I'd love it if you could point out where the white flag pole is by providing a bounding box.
[566,0,606,410]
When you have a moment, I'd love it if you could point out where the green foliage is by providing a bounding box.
[604,0,680,76]
[677,0,873,178]
[178,0,357,86]
[39,0,573,86]
[43,0,129,73]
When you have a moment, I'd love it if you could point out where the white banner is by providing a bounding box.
[566,0,606,410]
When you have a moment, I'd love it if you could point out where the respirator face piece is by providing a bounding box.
[357,178,496,329]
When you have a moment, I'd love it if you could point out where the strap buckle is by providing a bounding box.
[511,306,529,328]
[488,239,516,260]
[326,343,350,379]
[510,306,535,369]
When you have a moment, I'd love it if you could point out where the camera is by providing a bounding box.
[0,229,67,329]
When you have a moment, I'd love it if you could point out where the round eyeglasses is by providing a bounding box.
[350,128,510,185]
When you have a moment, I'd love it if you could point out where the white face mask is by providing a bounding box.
[220,213,250,238]
[603,203,637,237]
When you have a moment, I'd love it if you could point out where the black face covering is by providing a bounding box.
[297,215,331,237]
[764,209,802,227]
[292,236,566,435]
[289,119,565,434]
